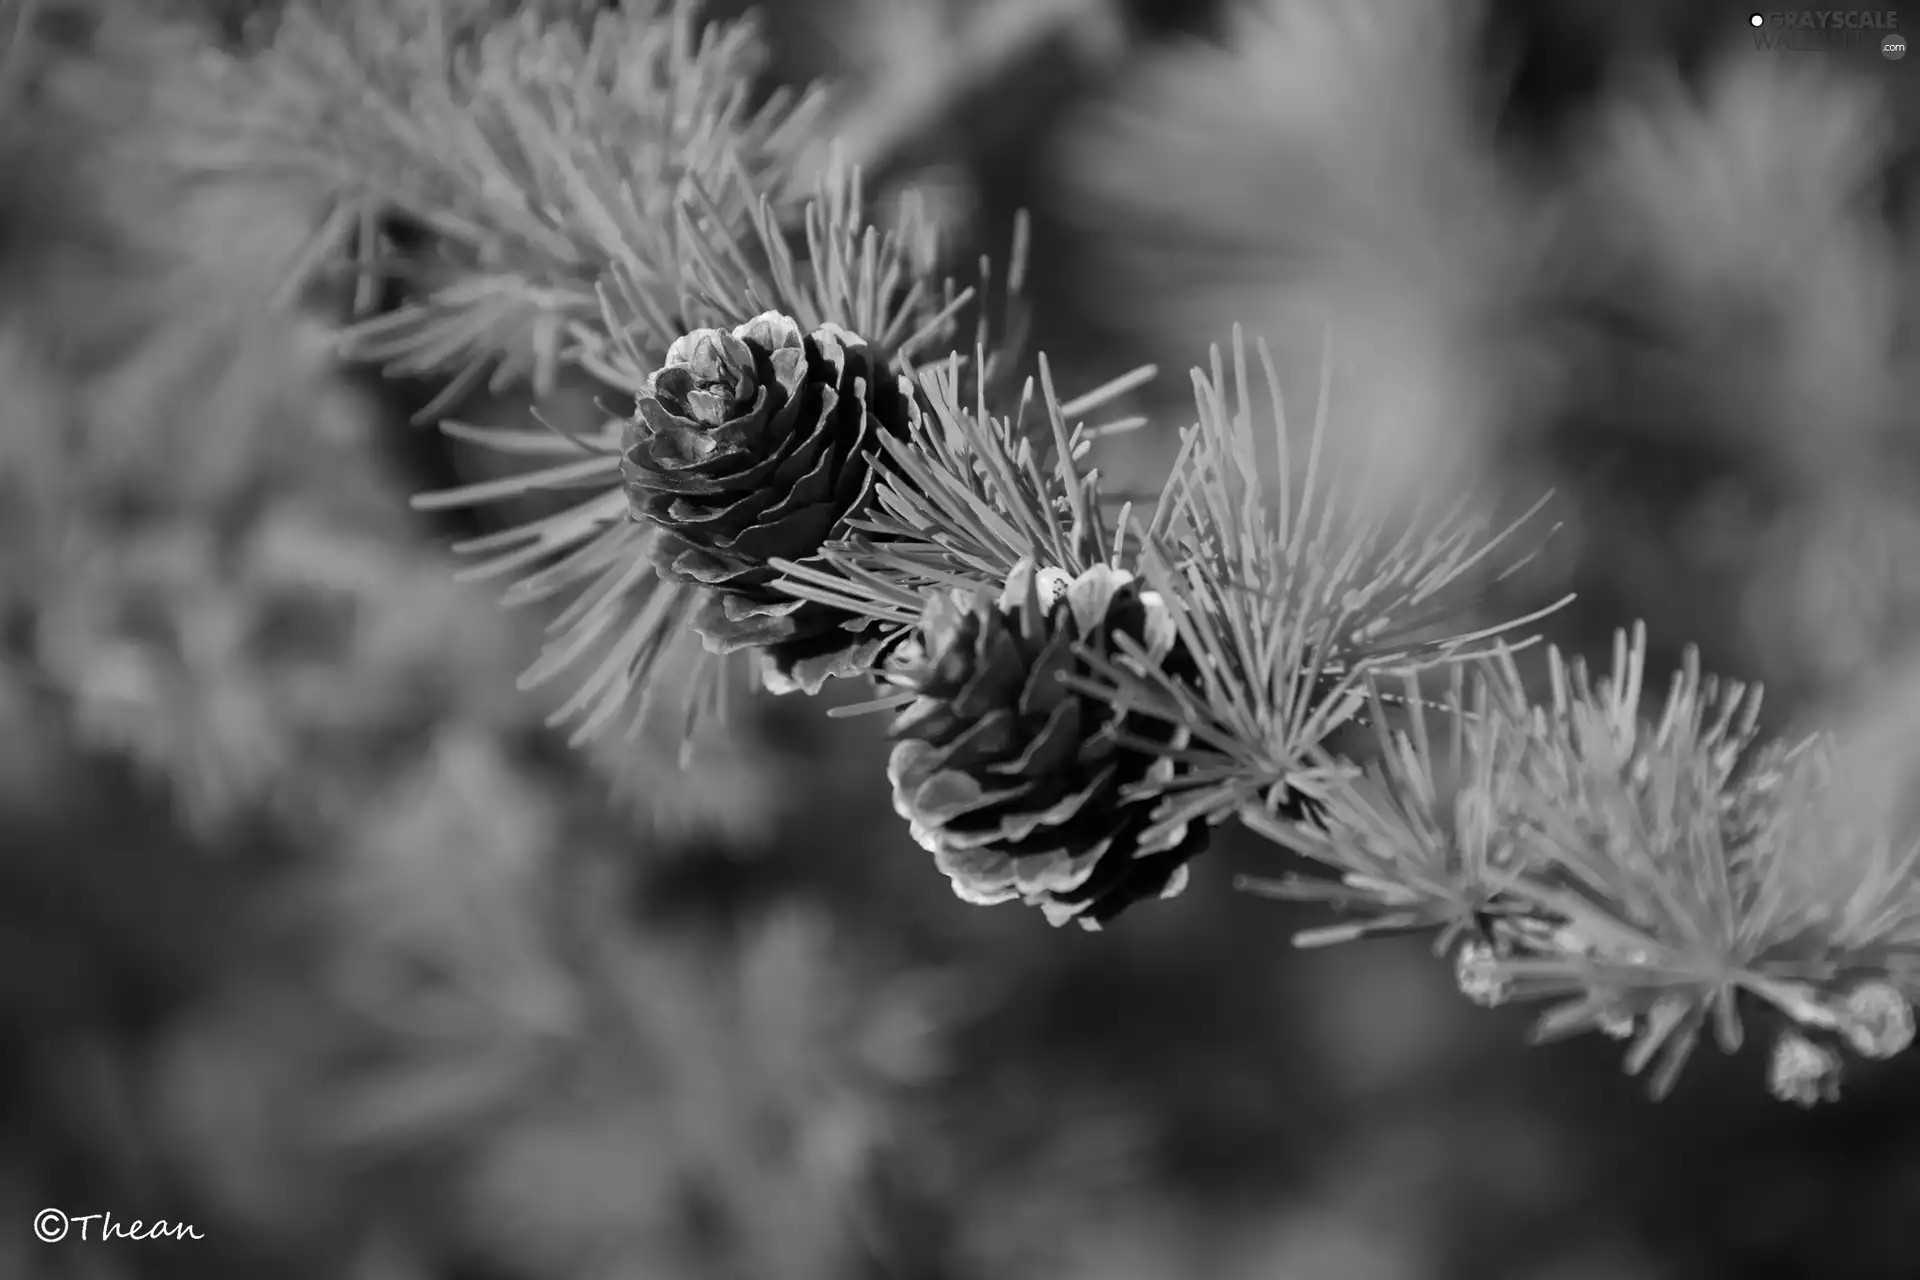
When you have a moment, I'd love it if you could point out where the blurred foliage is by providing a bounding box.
[5,1,1920,1279]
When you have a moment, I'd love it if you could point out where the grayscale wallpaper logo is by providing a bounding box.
[1748,10,1905,55]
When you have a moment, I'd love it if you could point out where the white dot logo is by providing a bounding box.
[1749,11,1765,26]
[1888,34,1908,60]
[34,1209,68,1243]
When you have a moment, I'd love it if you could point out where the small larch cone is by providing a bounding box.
[622,311,914,693]
[884,561,1209,929]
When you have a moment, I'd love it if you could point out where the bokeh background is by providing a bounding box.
[6,0,1920,1277]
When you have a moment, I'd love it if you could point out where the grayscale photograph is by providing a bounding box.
[2,1,1917,1277]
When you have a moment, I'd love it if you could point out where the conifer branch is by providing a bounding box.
[248,0,829,401]
[241,0,1920,1109]
[1069,325,1564,841]
[406,152,991,742]
[1246,626,1920,1102]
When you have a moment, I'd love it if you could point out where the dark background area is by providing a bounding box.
[4,1,1920,1277]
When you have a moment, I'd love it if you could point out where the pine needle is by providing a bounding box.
[1078,324,1560,837]
[365,105,1012,743]
[247,0,828,400]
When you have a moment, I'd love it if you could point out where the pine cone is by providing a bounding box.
[623,311,914,692]
[885,561,1209,929]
